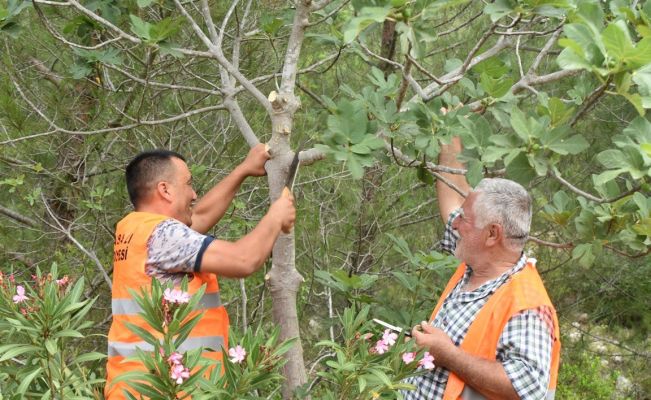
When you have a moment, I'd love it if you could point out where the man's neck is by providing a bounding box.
[463,251,522,291]
[134,204,171,218]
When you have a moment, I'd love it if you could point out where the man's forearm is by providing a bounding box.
[442,347,519,400]
[191,165,249,234]
[436,136,470,222]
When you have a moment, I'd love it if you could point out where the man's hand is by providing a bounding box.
[239,143,270,177]
[412,321,458,368]
[269,188,296,233]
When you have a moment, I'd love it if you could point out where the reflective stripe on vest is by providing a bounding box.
[460,387,556,400]
[108,335,225,358]
[106,212,229,400]
[112,292,222,315]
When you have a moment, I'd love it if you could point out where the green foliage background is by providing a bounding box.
[1,0,650,397]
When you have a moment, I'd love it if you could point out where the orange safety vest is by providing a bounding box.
[105,212,229,400]
[429,261,560,400]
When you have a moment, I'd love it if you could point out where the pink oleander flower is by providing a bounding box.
[374,339,389,355]
[402,352,416,364]
[168,352,183,365]
[419,352,435,370]
[163,288,190,304]
[56,276,69,286]
[382,329,398,346]
[170,363,190,385]
[228,345,246,364]
[12,285,28,303]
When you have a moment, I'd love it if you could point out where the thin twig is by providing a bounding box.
[569,77,612,127]
[41,193,112,289]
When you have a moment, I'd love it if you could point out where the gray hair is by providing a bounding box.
[472,178,532,250]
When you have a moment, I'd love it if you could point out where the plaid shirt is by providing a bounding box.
[403,209,554,400]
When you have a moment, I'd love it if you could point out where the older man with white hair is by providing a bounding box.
[403,137,561,400]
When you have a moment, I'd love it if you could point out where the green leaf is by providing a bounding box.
[465,159,483,186]
[347,153,364,179]
[510,108,531,141]
[602,21,633,61]
[563,24,596,56]
[16,367,43,395]
[45,339,58,355]
[327,100,369,143]
[343,7,391,43]
[593,168,626,186]
[158,41,185,58]
[556,47,592,71]
[572,243,595,267]
[622,92,646,116]
[137,0,154,7]
[480,72,513,98]
[546,133,590,155]
[622,37,651,69]
[416,165,434,185]
[129,14,151,41]
[548,97,575,126]
[262,16,285,36]
[633,64,651,98]
[506,152,536,184]
[0,345,41,361]
[350,143,371,155]
[70,63,93,79]
[149,17,182,42]
[53,329,84,339]
[597,149,627,169]
[484,0,514,22]
[124,321,159,346]
[74,351,107,363]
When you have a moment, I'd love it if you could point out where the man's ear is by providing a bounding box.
[485,223,503,247]
[157,181,172,202]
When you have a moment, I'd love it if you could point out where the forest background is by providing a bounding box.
[0,0,650,398]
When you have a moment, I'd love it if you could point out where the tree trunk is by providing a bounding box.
[265,91,308,399]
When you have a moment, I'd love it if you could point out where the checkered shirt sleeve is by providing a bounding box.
[498,307,554,400]
[439,208,460,255]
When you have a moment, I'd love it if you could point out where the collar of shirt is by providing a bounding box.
[453,253,528,303]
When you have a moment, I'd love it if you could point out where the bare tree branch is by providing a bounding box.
[29,57,62,87]
[550,170,641,204]
[65,0,140,43]
[570,77,612,127]
[41,193,112,289]
[0,204,38,227]
[528,236,573,249]
[3,78,228,144]
[173,0,273,114]
[280,0,311,93]
[309,0,351,26]
[417,35,513,101]
[528,27,563,74]
[33,1,123,51]
[299,148,326,165]
[438,10,484,37]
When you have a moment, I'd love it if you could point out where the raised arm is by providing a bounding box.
[190,144,269,234]
[198,190,296,278]
[436,136,471,224]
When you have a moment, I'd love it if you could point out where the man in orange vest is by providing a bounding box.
[105,144,295,399]
[403,137,560,400]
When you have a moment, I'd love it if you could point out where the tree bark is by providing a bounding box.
[265,90,309,399]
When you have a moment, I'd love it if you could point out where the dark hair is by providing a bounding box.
[125,150,185,207]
